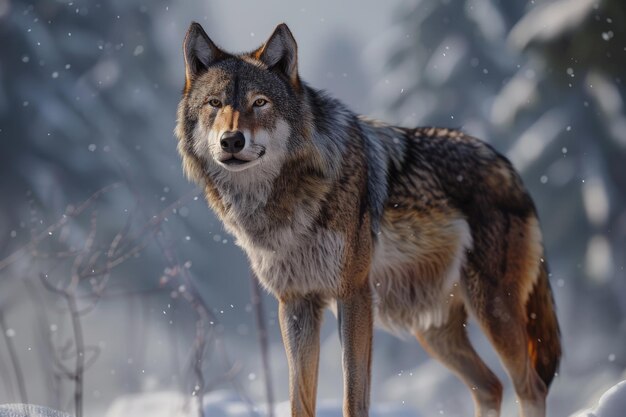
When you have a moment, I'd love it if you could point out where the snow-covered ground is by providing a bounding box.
[137,381,626,417]
[2,380,626,417]
[569,381,626,417]
[103,390,420,417]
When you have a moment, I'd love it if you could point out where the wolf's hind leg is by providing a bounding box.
[468,296,547,417]
[415,302,502,417]
[465,215,549,417]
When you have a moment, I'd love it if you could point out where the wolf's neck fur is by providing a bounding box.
[204,86,405,251]
[208,87,360,250]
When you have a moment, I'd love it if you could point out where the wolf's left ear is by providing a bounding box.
[256,23,299,87]
[183,22,224,83]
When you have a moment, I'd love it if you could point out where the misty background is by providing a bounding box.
[0,0,625,416]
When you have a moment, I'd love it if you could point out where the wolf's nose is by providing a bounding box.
[220,131,245,154]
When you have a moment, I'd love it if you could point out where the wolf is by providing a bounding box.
[174,22,561,417]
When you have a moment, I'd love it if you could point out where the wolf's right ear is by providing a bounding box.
[183,22,224,84]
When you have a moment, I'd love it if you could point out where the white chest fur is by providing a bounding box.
[238,228,345,297]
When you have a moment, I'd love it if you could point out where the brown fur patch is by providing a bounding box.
[212,105,236,132]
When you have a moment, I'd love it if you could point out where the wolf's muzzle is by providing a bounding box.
[220,131,245,154]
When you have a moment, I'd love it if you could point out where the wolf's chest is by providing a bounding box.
[236,227,346,297]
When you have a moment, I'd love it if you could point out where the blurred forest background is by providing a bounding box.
[0,0,625,416]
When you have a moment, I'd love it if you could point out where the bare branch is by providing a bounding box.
[0,183,121,273]
[82,345,101,370]
[0,308,28,404]
[39,273,68,296]
[250,273,275,417]
[65,294,85,417]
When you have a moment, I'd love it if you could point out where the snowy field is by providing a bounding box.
[1,380,625,417]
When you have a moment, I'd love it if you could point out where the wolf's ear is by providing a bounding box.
[183,22,224,82]
[256,23,299,87]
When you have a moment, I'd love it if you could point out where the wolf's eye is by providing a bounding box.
[253,98,268,107]
[206,98,222,108]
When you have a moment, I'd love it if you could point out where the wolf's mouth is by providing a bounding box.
[221,157,253,166]
[218,155,263,171]
[217,147,265,171]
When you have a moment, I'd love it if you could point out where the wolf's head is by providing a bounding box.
[175,22,310,182]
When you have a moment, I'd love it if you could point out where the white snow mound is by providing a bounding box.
[104,391,195,417]
[570,380,626,417]
[0,404,72,417]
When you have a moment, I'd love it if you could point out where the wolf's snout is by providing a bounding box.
[220,131,245,154]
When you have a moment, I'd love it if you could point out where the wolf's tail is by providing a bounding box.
[526,261,562,388]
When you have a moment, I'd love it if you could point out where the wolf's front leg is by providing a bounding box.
[278,295,325,417]
[337,284,373,417]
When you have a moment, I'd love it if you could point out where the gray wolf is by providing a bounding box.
[174,22,561,417]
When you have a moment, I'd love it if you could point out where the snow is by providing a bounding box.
[3,380,626,417]
[0,404,71,417]
[277,400,419,417]
[104,391,192,417]
[102,389,419,417]
[509,0,597,49]
[570,381,626,417]
[103,381,626,416]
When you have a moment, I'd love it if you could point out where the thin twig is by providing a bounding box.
[65,294,85,417]
[0,183,120,273]
[0,308,28,404]
[215,338,258,416]
[24,277,62,409]
[250,273,275,417]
